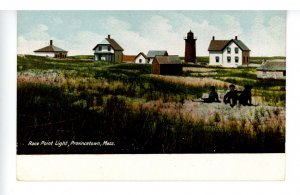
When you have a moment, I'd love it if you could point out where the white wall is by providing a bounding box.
[148,58,154,64]
[135,54,147,64]
[222,42,242,67]
[209,51,223,65]
[33,52,55,57]
[94,45,114,54]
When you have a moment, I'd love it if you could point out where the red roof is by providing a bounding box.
[122,55,136,62]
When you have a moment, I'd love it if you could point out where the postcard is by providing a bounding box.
[16,10,286,180]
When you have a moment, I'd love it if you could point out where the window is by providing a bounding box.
[227,56,231,63]
[247,57,249,63]
[99,46,102,51]
[215,56,220,63]
[108,46,111,51]
[283,71,286,76]
[235,47,239,54]
[139,59,142,63]
[235,56,239,63]
[227,47,231,54]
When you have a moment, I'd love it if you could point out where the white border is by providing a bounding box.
[1,6,300,195]
[17,154,285,181]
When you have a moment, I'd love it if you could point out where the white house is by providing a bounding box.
[256,60,286,79]
[147,50,168,64]
[93,35,124,63]
[134,52,147,64]
[34,40,68,58]
[208,36,250,67]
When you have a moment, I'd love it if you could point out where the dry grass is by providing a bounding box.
[138,99,285,135]
[150,74,230,89]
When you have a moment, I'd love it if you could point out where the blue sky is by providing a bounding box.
[18,11,286,56]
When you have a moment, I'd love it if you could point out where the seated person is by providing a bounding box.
[239,84,253,106]
[201,86,221,103]
[223,84,239,107]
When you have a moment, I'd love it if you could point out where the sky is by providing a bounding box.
[17,11,286,56]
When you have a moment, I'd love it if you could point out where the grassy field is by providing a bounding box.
[17,55,285,154]
[180,56,286,65]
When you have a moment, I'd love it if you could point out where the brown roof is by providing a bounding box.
[257,60,286,71]
[208,40,229,51]
[208,39,250,51]
[135,52,147,59]
[105,38,124,51]
[34,44,67,53]
[154,55,181,65]
[122,55,136,62]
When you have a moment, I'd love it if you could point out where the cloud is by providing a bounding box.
[51,17,63,25]
[245,15,286,56]
[18,24,53,54]
[18,13,286,57]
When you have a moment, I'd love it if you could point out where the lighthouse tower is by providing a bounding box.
[184,30,197,63]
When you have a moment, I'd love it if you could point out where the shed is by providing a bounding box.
[256,60,286,79]
[152,55,182,75]
[147,50,168,64]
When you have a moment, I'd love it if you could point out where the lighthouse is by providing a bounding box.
[184,30,197,63]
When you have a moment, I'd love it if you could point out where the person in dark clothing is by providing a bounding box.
[201,86,221,103]
[239,85,253,106]
[223,84,239,107]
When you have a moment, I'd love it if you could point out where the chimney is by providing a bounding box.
[108,35,111,39]
[50,40,53,45]
[235,36,238,40]
[212,36,215,40]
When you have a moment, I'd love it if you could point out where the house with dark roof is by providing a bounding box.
[257,60,286,79]
[147,50,168,64]
[34,40,68,58]
[93,35,124,63]
[208,36,250,67]
[152,55,182,75]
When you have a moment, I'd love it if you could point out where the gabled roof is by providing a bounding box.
[135,52,147,59]
[232,39,250,51]
[208,39,250,51]
[105,38,123,51]
[93,36,124,51]
[147,50,168,58]
[122,55,136,62]
[34,44,67,53]
[257,60,286,71]
[208,40,229,51]
[154,55,181,65]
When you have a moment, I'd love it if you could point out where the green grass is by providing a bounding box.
[17,55,286,154]
[18,83,284,154]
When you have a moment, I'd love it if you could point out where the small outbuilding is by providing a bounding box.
[256,60,286,79]
[152,55,182,75]
[135,52,147,64]
[147,50,168,64]
[122,52,148,64]
[34,40,68,58]
[122,55,136,63]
